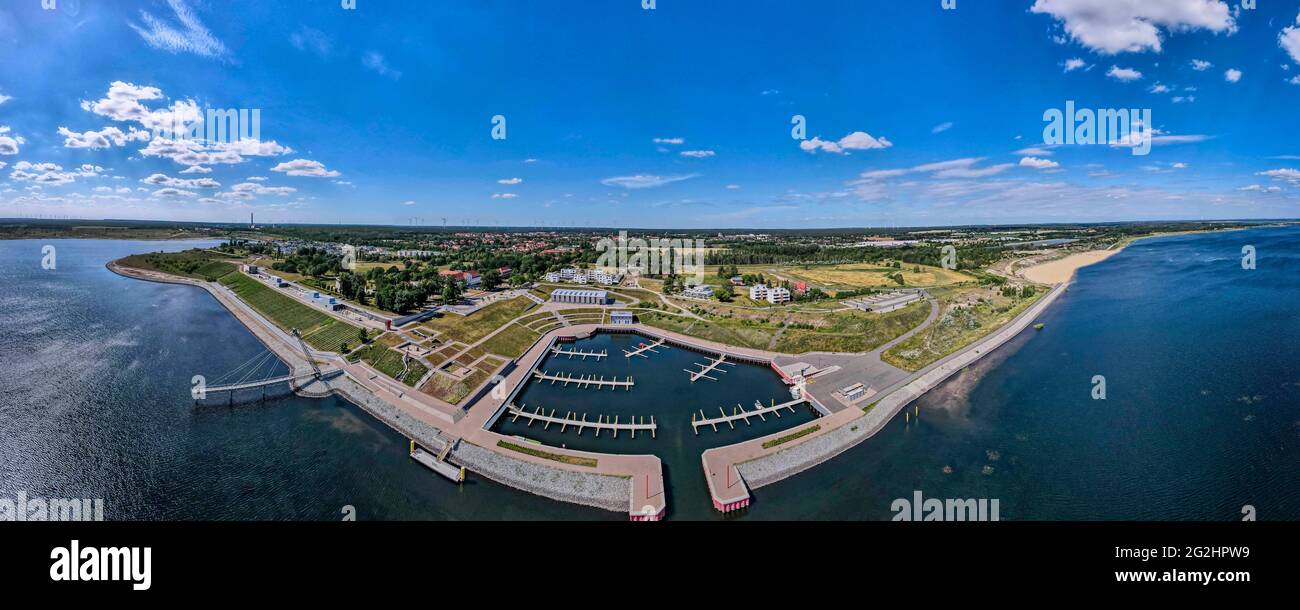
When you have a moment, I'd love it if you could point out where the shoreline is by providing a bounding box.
[106,260,635,516]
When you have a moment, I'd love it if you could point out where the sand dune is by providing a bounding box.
[1021,250,1119,284]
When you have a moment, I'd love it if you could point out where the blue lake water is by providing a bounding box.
[2,229,1297,520]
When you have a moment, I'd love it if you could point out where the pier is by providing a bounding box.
[410,441,465,483]
[685,354,733,382]
[532,370,634,390]
[550,346,608,361]
[691,397,806,434]
[508,405,656,439]
[622,339,666,358]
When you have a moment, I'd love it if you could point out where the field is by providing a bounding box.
[882,286,1043,371]
[219,271,361,351]
[301,321,365,353]
[416,296,534,345]
[347,343,427,386]
[638,300,931,354]
[421,368,490,405]
[118,249,239,282]
[705,262,972,293]
[478,323,542,359]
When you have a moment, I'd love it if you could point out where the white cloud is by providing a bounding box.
[1191,59,1213,71]
[271,159,340,177]
[1224,68,1242,82]
[725,184,741,190]
[1063,58,1088,72]
[129,0,229,59]
[362,51,402,80]
[57,126,150,149]
[152,187,197,198]
[497,177,523,185]
[8,162,103,186]
[653,137,684,145]
[1258,168,1300,180]
[179,165,212,174]
[1030,0,1236,55]
[1107,65,1143,81]
[1019,156,1061,169]
[0,93,10,105]
[401,200,416,206]
[1281,12,1300,64]
[492,193,518,199]
[1014,146,1055,156]
[231,182,295,196]
[142,173,220,189]
[600,174,699,189]
[931,122,954,134]
[800,131,892,154]
[1149,83,1170,93]
[289,26,332,57]
[680,150,716,158]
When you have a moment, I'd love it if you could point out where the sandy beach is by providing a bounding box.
[1021,250,1120,284]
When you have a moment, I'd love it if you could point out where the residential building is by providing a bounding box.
[682,285,715,300]
[765,287,791,304]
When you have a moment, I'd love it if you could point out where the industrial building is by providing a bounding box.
[551,289,609,305]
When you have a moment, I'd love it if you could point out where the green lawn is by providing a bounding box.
[418,296,535,345]
[882,289,1043,371]
[118,249,239,282]
[219,271,361,351]
[479,324,541,359]
[347,343,427,386]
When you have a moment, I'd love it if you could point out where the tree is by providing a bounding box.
[481,269,501,290]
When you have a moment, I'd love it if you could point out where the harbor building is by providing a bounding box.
[610,310,635,325]
[551,289,609,305]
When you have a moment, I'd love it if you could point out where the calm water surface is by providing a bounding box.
[3,229,1297,520]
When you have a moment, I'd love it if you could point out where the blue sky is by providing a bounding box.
[3,0,1300,228]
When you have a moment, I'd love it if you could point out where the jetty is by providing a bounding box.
[532,370,634,390]
[685,354,733,382]
[550,346,608,361]
[622,339,666,358]
[508,405,656,439]
[691,397,806,434]
[409,441,465,483]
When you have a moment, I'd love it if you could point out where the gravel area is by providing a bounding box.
[451,442,629,513]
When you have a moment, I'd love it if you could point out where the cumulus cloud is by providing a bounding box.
[1191,59,1213,71]
[271,159,340,177]
[1107,65,1143,81]
[1281,13,1300,64]
[680,150,716,158]
[497,177,523,185]
[362,52,402,80]
[1063,58,1089,72]
[152,187,196,198]
[179,165,212,174]
[1257,168,1300,181]
[141,173,220,189]
[1019,156,1061,169]
[128,0,229,59]
[1030,0,1236,55]
[1224,68,1242,83]
[600,174,699,189]
[800,131,892,154]
[9,162,104,186]
[57,126,150,149]
[653,137,684,145]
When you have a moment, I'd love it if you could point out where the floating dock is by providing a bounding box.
[409,441,465,482]
[622,339,666,358]
[550,346,608,361]
[508,405,656,439]
[532,370,634,390]
[691,398,806,434]
[685,354,734,382]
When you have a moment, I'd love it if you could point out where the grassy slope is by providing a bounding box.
[219,272,361,351]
